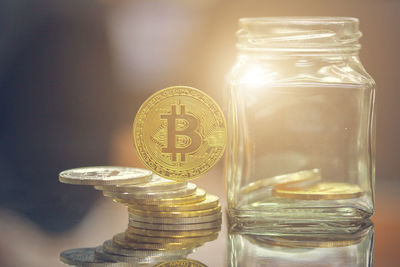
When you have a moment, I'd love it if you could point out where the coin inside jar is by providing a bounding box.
[272,182,364,200]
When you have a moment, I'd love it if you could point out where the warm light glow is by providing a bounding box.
[239,65,277,88]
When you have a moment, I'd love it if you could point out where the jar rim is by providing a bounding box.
[239,17,359,26]
[237,17,361,54]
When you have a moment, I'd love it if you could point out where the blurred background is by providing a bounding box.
[0,0,398,266]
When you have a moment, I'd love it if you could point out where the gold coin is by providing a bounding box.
[113,233,216,250]
[102,240,193,258]
[127,226,221,238]
[273,182,363,200]
[128,219,222,231]
[94,246,184,264]
[155,259,207,267]
[103,183,197,200]
[128,212,221,224]
[115,188,207,205]
[126,193,219,212]
[240,169,321,194]
[125,231,219,244]
[128,205,221,218]
[95,175,187,193]
[133,86,227,181]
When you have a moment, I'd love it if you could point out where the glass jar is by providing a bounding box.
[226,17,375,231]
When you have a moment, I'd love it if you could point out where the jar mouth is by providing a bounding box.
[237,17,362,54]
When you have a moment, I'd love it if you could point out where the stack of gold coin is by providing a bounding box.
[58,166,221,266]
[96,175,221,257]
[59,86,226,266]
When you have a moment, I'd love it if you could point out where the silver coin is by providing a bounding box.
[95,175,187,193]
[128,212,222,224]
[60,247,124,267]
[59,166,152,185]
[103,183,197,200]
[94,246,184,264]
[128,220,222,231]
[102,240,194,257]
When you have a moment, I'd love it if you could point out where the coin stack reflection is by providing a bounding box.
[59,167,221,266]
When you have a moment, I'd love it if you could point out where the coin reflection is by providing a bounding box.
[228,220,374,267]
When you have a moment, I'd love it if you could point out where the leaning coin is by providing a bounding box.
[125,231,219,244]
[126,193,219,212]
[155,259,207,267]
[59,166,152,186]
[133,86,227,181]
[128,219,222,231]
[60,247,123,267]
[273,182,363,200]
[113,233,217,250]
[103,183,197,200]
[102,240,194,258]
[95,175,187,193]
[127,227,221,238]
[128,205,221,218]
[128,212,221,224]
[116,188,206,205]
[94,246,182,264]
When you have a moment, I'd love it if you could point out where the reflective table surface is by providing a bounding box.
[0,168,397,267]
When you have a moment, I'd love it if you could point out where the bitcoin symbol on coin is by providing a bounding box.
[133,86,226,181]
[161,104,201,161]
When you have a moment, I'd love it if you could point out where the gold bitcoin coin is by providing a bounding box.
[127,226,221,238]
[155,259,207,267]
[133,86,226,181]
[273,182,363,200]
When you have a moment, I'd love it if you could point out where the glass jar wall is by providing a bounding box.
[226,17,375,231]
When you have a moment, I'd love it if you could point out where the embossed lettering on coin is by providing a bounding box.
[155,259,207,267]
